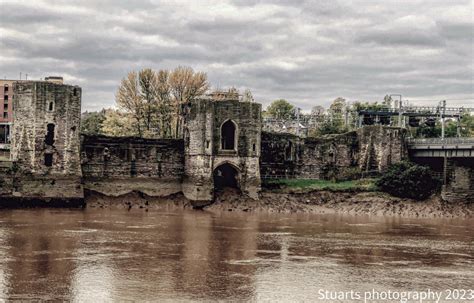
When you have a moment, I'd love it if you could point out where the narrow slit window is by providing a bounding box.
[285,141,293,160]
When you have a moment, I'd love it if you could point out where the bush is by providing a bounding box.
[376,162,441,200]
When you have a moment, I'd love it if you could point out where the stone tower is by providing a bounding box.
[11,81,83,201]
[182,94,262,204]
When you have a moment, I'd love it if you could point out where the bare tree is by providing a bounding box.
[169,66,209,137]
[139,68,158,134]
[115,67,209,139]
[155,70,173,138]
[116,71,144,137]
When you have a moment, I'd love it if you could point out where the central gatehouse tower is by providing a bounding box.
[182,91,262,204]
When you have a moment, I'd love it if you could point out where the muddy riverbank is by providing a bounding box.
[85,189,473,218]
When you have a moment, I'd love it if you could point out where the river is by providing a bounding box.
[0,209,472,302]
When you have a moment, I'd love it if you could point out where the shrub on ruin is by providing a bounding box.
[376,161,441,200]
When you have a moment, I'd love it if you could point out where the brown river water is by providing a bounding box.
[0,209,472,302]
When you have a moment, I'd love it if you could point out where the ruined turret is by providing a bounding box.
[182,94,261,205]
[10,81,83,202]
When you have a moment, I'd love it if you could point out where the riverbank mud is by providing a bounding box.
[84,189,473,218]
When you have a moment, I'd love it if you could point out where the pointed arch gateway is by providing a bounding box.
[213,162,240,192]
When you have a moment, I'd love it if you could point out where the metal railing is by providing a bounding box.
[407,137,474,145]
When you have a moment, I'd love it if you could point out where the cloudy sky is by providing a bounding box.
[0,0,472,111]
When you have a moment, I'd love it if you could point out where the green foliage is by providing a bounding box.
[81,111,106,135]
[376,162,441,200]
[100,109,137,137]
[263,178,377,192]
[310,119,348,136]
[352,101,388,111]
[266,99,295,120]
[415,122,441,138]
[337,166,363,181]
[383,95,393,107]
[459,114,474,137]
[413,114,474,138]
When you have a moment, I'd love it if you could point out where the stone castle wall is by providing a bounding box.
[81,135,184,197]
[261,126,408,180]
[6,81,83,201]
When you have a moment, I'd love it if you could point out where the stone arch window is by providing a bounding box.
[3,84,8,93]
[221,120,237,150]
[45,123,55,146]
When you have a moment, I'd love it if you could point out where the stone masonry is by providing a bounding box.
[182,96,262,203]
[9,81,83,200]
[81,135,183,197]
[4,81,470,205]
[261,126,408,180]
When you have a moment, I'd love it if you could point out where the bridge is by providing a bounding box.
[407,137,474,157]
[407,137,474,203]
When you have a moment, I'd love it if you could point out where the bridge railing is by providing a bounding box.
[407,137,474,145]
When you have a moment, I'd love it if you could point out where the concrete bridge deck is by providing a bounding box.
[407,138,474,157]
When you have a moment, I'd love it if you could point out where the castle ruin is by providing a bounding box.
[1,81,472,205]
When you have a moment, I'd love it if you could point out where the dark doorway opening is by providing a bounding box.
[221,120,236,150]
[45,123,55,146]
[44,153,53,167]
[213,163,239,191]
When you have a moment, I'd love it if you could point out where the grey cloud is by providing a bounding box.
[0,0,472,111]
[356,29,444,47]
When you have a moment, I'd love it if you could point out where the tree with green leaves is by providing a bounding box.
[266,99,295,120]
[376,161,441,200]
[414,114,474,138]
[81,110,106,135]
[383,95,393,108]
[100,109,137,137]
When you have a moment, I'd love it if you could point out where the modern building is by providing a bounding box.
[0,80,14,158]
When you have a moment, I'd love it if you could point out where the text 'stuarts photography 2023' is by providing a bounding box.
[0,0,473,302]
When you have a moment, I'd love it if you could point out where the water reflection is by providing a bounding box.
[0,210,471,301]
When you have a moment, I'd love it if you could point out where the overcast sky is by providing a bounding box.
[0,0,472,111]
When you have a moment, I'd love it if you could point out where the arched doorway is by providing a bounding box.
[221,120,236,150]
[213,163,239,191]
